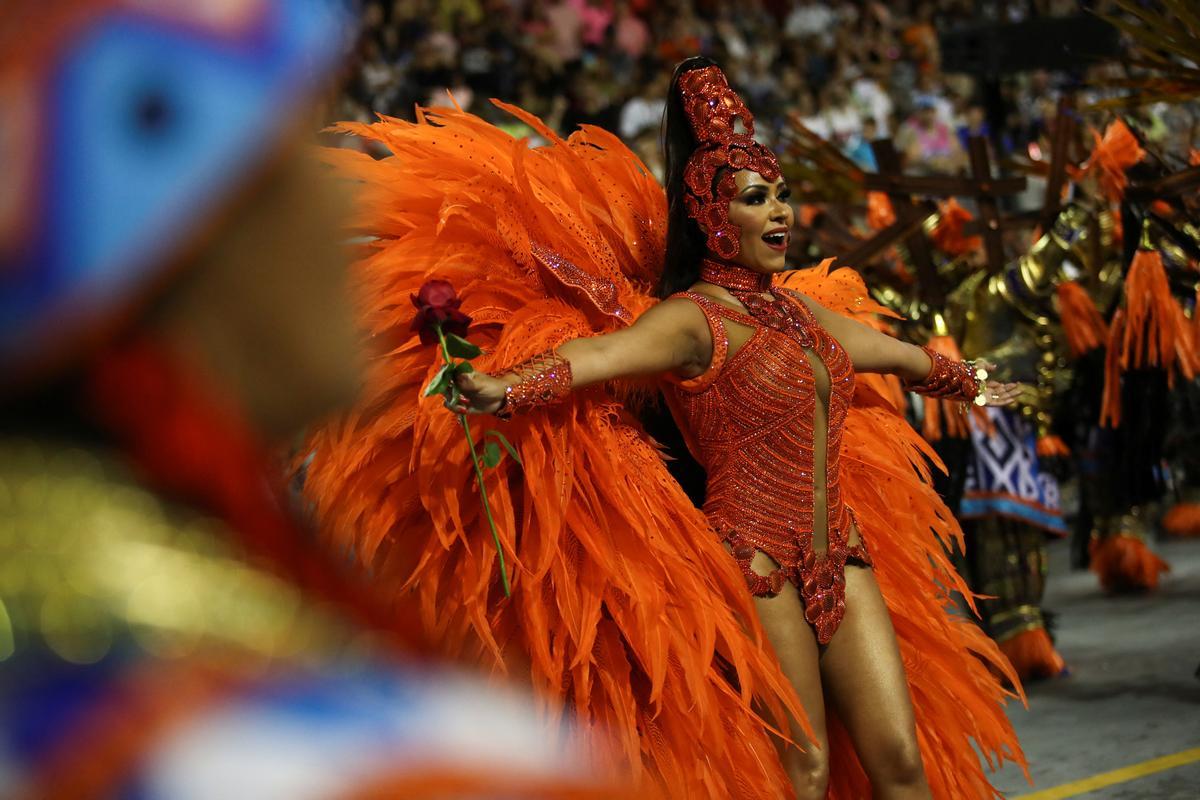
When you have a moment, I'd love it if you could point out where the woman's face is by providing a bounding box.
[724,170,793,274]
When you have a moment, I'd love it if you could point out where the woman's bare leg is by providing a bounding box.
[747,550,830,799]
[819,564,931,800]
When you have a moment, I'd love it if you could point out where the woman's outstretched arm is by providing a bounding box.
[797,295,934,380]
[452,297,711,415]
[796,294,1023,405]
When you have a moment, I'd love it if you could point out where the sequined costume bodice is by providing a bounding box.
[666,288,870,643]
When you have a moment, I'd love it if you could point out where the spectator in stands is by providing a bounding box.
[846,116,880,171]
[897,94,966,174]
[851,60,895,136]
[612,0,651,60]
[785,0,836,42]
[821,80,863,148]
[545,0,585,66]
[337,0,1130,186]
[577,0,615,50]
[619,69,670,140]
[957,103,991,151]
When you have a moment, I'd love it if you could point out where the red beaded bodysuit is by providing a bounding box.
[667,261,872,644]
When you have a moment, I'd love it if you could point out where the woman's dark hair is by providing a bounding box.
[657,56,718,298]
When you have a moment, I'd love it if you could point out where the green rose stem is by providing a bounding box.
[437,324,512,598]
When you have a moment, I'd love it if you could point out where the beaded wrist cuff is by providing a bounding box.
[496,350,573,418]
[904,346,986,404]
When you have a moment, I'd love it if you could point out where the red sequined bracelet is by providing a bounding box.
[495,350,573,418]
[904,346,987,405]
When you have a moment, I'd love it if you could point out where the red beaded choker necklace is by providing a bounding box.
[700,258,772,293]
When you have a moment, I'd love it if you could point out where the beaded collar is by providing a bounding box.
[699,259,815,343]
[699,258,772,293]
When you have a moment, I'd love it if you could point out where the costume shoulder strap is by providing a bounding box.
[666,292,730,393]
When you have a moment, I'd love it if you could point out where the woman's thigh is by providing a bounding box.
[818,564,925,780]
[747,551,828,753]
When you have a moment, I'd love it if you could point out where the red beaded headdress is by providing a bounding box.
[678,65,781,260]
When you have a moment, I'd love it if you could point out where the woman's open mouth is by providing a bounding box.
[762,228,789,252]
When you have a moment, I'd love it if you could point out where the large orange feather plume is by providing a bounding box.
[303,103,1026,799]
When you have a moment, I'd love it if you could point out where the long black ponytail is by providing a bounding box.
[657,56,718,298]
[644,57,727,504]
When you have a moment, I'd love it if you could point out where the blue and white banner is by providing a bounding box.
[961,407,1068,536]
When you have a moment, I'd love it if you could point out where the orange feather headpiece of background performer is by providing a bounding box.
[679,66,781,260]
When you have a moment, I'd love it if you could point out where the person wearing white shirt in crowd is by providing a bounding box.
[619,72,670,141]
[850,63,894,137]
[785,0,836,41]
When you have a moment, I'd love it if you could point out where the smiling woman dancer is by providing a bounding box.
[303,56,1027,799]
[451,58,1018,799]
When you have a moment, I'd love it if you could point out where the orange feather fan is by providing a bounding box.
[1083,119,1144,203]
[1163,503,1200,538]
[998,628,1067,682]
[302,102,1026,799]
[1035,434,1071,458]
[1090,534,1170,593]
[866,191,896,230]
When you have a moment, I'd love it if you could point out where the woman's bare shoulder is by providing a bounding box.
[641,294,711,333]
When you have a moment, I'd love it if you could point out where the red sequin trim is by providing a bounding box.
[678,66,757,142]
[531,242,633,324]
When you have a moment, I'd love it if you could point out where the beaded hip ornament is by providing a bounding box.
[678,66,781,260]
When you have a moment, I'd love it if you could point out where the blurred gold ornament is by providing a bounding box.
[0,439,356,667]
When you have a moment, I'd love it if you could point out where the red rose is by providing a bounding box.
[410,279,472,345]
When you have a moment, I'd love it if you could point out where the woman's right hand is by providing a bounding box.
[448,370,509,416]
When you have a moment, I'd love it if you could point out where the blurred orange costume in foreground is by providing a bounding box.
[303,98,1028,798]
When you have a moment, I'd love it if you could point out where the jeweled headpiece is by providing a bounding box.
[678,66,781,260]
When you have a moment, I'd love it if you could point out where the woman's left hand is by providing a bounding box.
[981,380,1024,407]
[971,360,1023,407]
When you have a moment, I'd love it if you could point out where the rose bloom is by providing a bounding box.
[411,279,472,345]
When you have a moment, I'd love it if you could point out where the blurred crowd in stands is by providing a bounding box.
[336,0,1192,181]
